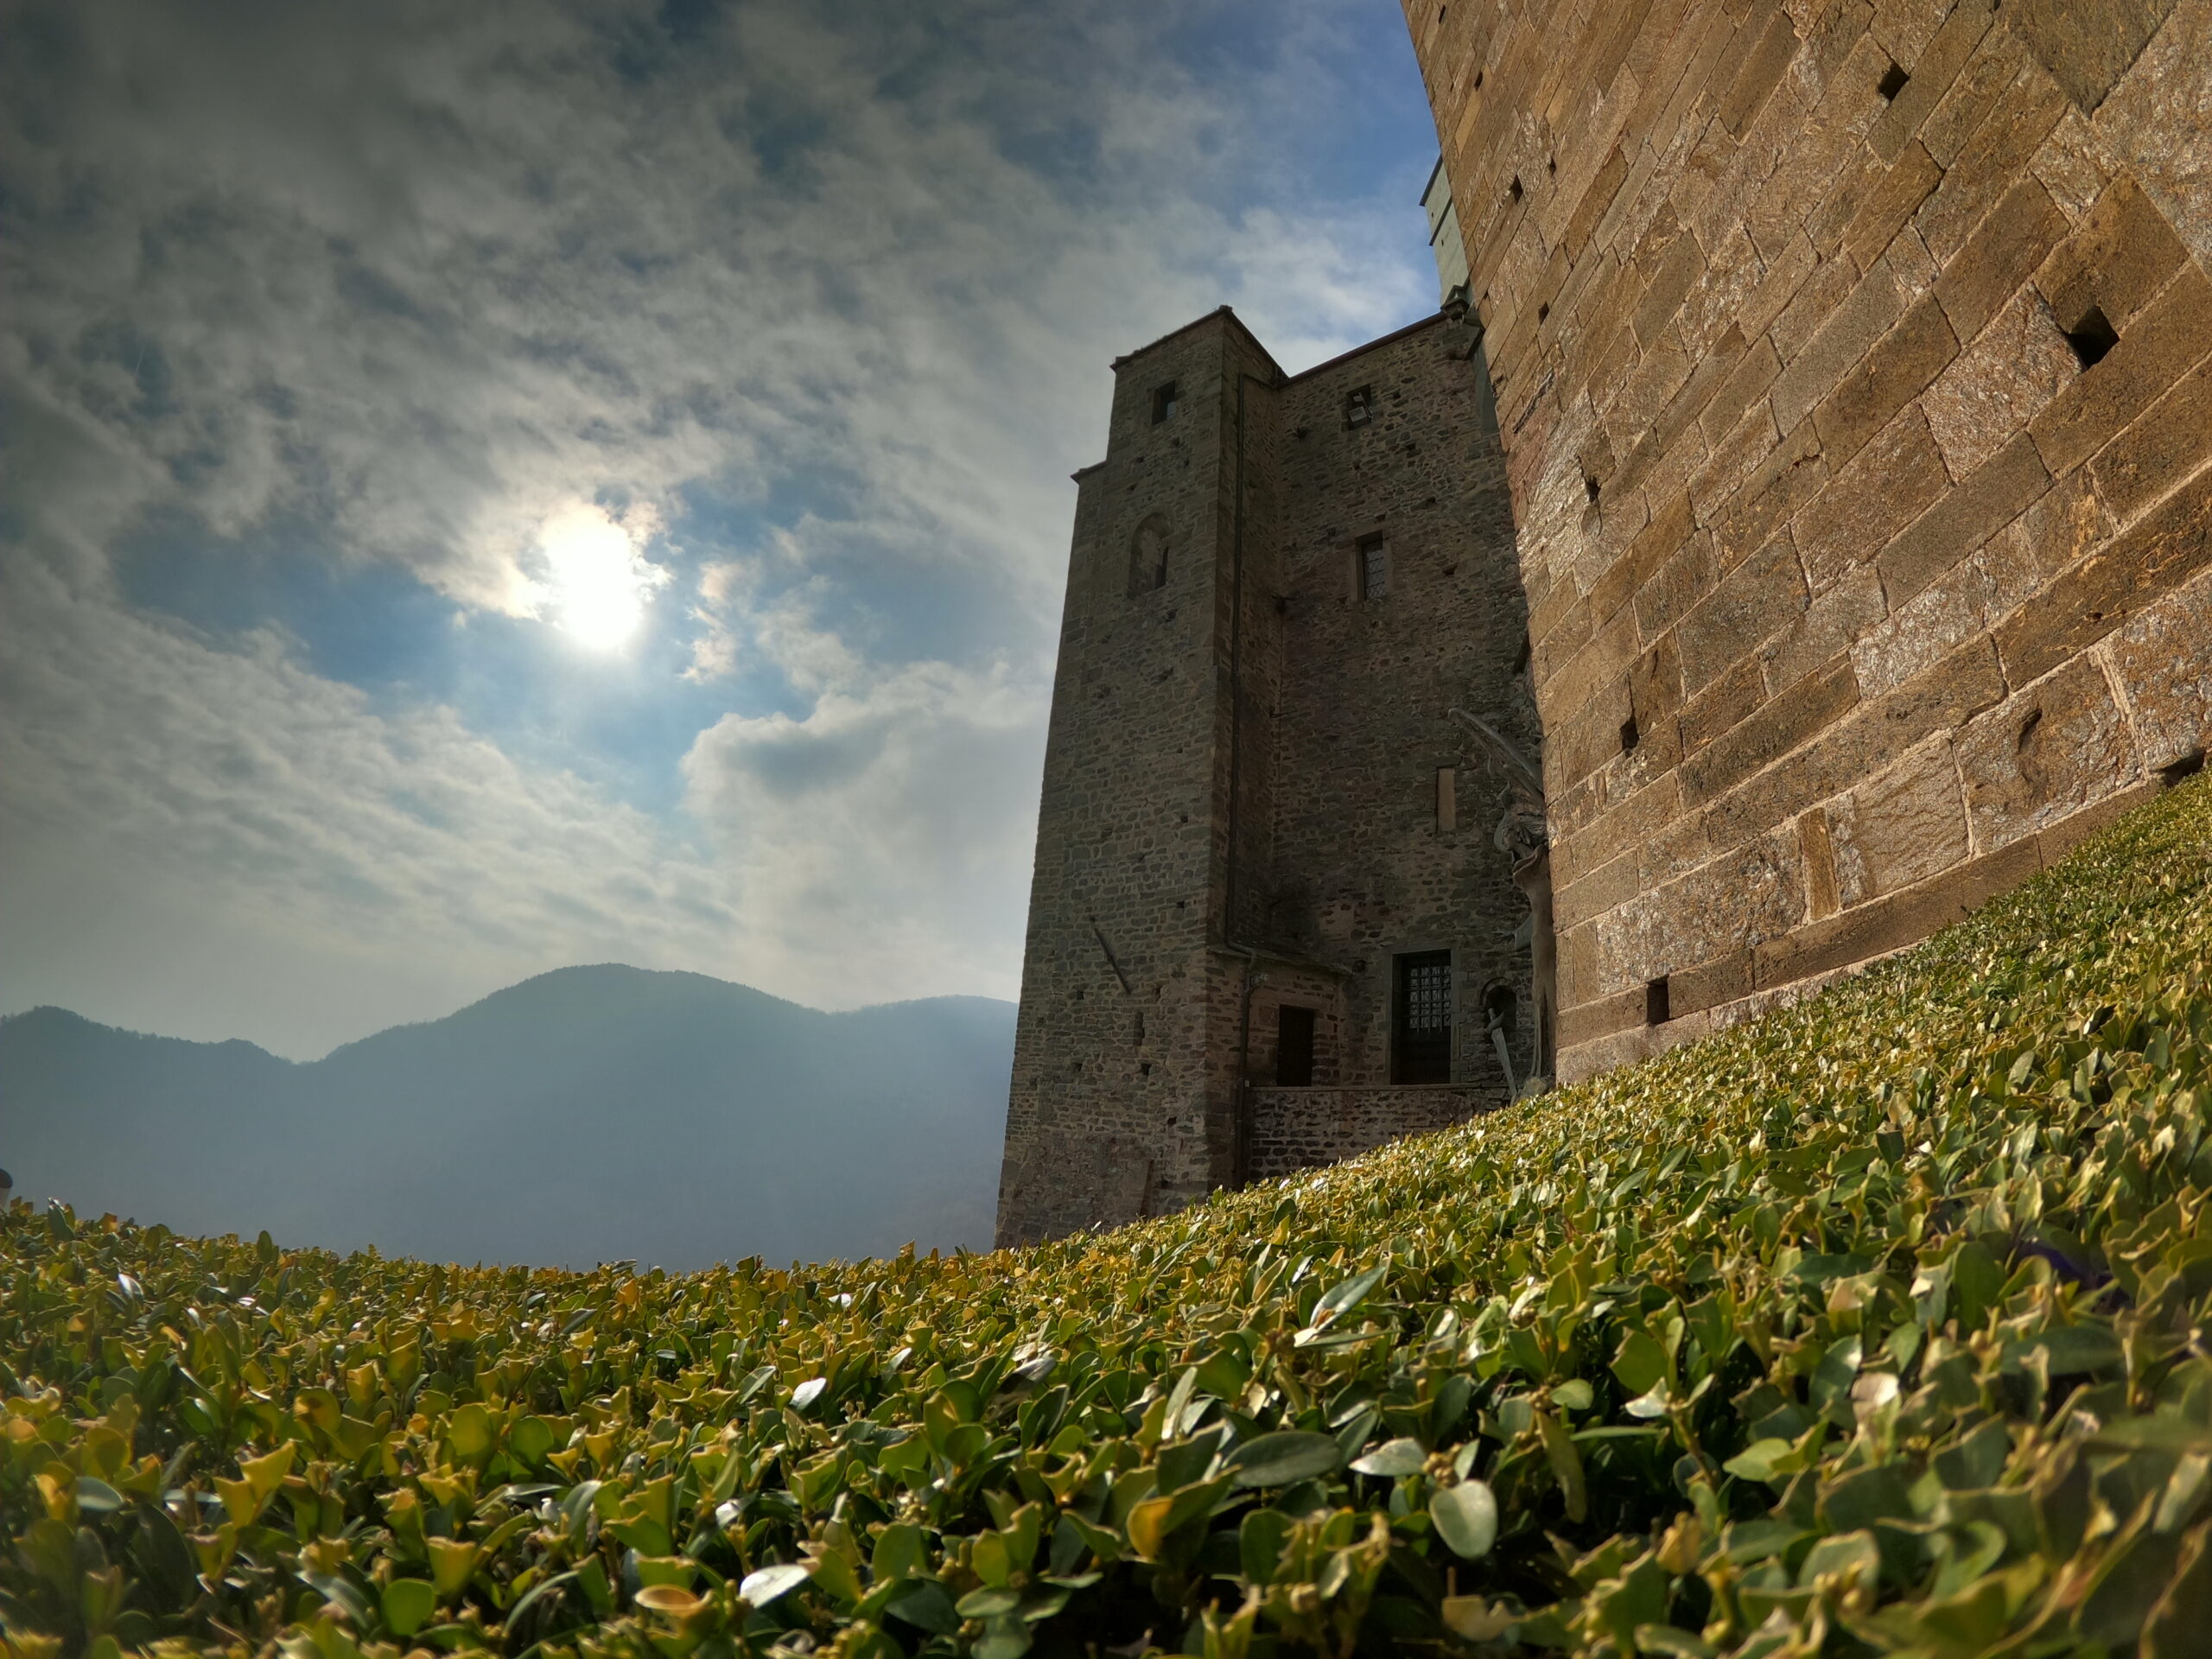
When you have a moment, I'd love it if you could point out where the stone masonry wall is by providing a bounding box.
[1405,0,2212,1083]
[995,314,1263,1246]
[1246,1085,1499,1183]
[1257,316,1539,1093]
[997,306,1537,1244]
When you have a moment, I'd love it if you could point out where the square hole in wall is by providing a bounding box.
[1878,60,1909,100]
[1645,975,1671,1027]
[2064,306,2119,369]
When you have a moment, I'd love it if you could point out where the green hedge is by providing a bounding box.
[7,778,2212,1659]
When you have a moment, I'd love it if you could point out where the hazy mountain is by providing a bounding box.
[0,967,1014,1268]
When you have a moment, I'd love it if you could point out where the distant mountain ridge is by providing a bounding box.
[0,966,1014,1268]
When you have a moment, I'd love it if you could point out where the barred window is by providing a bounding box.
[1357,534,1388,600]
[1392,950,1452,1084]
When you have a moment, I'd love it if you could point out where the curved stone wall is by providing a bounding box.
[1405,0,2212,1080]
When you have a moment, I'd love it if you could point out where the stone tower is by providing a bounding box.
[995,304,1539,1246]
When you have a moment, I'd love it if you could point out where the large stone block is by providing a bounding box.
[1957,655,2140,849]
[1875,429,2051,607]
[2087,358,2212,525]
[2006,0,2179,113]
[1994,462,2212,684]
[1922,287,2077,479]
[2034,174,2191,333]
[1827,736,1972,906]
[1811,292,1961,467]
[2106,563,2212,768]
[2088,0,2212,275]
[1676,533,1811,692]
[1931,177,2069,345]
[1791,405,1952,593]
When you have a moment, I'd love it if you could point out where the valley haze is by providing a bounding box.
[0,965,1014,1269]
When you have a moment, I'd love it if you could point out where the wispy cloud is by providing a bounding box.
[0,0,1437,1053]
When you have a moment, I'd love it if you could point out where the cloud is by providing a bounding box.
[682,660,1046,1008]
[0,0,1439,1051]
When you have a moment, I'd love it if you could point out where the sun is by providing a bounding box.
[533,505,667,650]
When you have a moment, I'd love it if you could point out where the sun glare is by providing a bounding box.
[533,505,666,650]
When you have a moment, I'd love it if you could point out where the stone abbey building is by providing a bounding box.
[996,0,2212,1245]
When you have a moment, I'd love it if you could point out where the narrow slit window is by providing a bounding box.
[1275,1006,1316,1087]
[1357,534,1389,600]
[1645,975,1671,1027]
[1392,951,1453,1084]
[1344,385,1374,428]
[1620,713,1640,753]
[1130,519,1170,594]
[1436,766,1457,832]
[1150,380,1179,423]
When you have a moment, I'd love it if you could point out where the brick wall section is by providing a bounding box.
[1404,0,2212,1083]
[995,309,1535,1245]
[1247,1086,1501,1184]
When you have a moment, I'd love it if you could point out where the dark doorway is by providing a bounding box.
[1392,951,1452,1084]
[1276,1005,1316,1086]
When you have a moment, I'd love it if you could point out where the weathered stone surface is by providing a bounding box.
[2087,358,2212,525]
[1811,292,1960,467]
[1681,658,1859,806]
[1957,655,2140,849]
[1677,534,1811,691]
[1760,563,1888,695]
[2031,262,2212,477]
[1875,429,2051,607]
[2089,0,2212,275]
[1246,1086,1497,1182]
[1827,736,1971,905]
[1922,287,2077,479]
[2007,0,2179,113]
[1994,463,2212,684]
[1592,823,1807,994]
[2103,563,2212,769]
[1930,177,2069,348]
[1772,263,1906,433]
[2034,174,2191,332]
[1842,142,1944,272]
[1791,406,1951,593]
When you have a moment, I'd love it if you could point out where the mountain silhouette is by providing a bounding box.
[0,966,1014,1268]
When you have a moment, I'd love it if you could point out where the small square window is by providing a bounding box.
[1344,385,1374,428]
[1357,534,1388,600]
[1150,381,1179,424]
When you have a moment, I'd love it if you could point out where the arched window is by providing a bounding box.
[1129,518,1169,595]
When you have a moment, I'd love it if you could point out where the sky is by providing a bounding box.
[0,0,1445,1060]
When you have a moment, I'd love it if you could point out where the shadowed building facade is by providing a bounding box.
[992,304,1542,1246]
